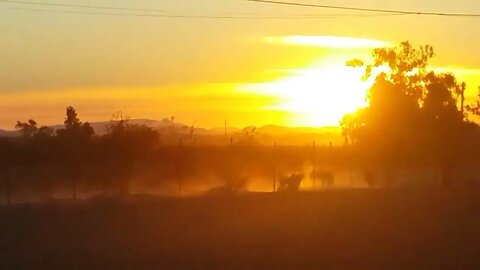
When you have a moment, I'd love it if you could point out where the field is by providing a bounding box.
[0,188,479,269]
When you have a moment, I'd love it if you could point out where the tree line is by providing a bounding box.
[0,106,337,204]
[0,106,162,204]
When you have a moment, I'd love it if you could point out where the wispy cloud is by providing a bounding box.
[431,66,480,76]
[265,35,391,49]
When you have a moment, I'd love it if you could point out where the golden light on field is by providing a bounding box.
[239,59,373,127]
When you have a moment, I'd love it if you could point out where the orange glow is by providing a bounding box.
[239,58,374,127]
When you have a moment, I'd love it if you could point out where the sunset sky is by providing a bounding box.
[1,0,480,129]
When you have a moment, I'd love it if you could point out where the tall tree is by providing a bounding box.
[56,106,95,199]
[343,42,470,185]
[64,106,81,130]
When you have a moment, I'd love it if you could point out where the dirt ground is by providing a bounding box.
[0,188,479,269]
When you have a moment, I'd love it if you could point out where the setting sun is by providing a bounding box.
[239,60,372,126]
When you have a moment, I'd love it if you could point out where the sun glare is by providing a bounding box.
[239,61,373,127]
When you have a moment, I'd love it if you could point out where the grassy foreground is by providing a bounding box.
[0,189,479,269]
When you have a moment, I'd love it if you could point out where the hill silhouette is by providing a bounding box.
[0,119,342,145]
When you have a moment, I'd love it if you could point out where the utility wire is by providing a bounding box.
[0,0,409,19]
[1,6,407,20]
[246,0,480,17]
[2,0,479,19]
[0,0,391,17]
[0,0,166,12]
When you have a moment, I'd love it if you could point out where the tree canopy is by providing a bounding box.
[342,41,478,169]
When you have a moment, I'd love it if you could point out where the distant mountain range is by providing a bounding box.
[0,119,342,144]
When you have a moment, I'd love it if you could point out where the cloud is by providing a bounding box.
[431,66,480,76]
[265,35,391,49]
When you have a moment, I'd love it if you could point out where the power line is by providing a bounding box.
[0,0,166,12]
[246,0,480,17]
[2,0,479,19]
[0,0,409,19]
[1,6,406,20]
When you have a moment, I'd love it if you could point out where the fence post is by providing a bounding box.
[5,172,11,205]
[273,141,277,192]
[178,137,184,196]
[312,141,316,190]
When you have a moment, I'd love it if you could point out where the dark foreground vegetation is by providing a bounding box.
[0,107,343,202]
[0,189,479,269]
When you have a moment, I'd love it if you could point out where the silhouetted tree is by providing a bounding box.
[101,118,159,195]
[56,106,95,199]
[345,42,472,186]
[15,120,38,138]
[36,126,54,138]
[57,106,94,141]
[467,87,480,117]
